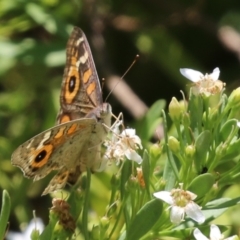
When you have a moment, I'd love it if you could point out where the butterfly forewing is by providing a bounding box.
[58,27,103,123]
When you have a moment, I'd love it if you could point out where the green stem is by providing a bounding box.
[108,199,125,239]
[0,190,11,240]
[82,169,91,240]
[162,110,179,181]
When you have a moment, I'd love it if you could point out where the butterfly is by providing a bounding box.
[11,27,112,195]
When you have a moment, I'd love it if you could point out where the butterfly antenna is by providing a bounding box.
[105,54,140,102]
[101,78,105,91]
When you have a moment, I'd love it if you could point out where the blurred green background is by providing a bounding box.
[1,0,240,236]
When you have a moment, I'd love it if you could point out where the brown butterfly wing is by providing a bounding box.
[57,27,103,124]
[11,119,96,186]
[56,27,109,187]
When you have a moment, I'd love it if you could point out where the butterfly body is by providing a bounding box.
[11,27,112,195]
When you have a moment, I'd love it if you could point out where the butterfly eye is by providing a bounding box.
[69,76,76,92]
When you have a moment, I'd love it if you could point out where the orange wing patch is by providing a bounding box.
[87,82,96,95]
[83,68,92,83]
[67,123,78,135]
[59,114,71,124]
[31,144,53,168]
[64,57,81,104]
[54,127,66,139]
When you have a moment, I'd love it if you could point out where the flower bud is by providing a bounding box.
[106,202,118,216]
[111,174,120,188]
[100,216,110,229]
[168,136,180,153]
[169,97,184,122]
[185,145,195,158]
[91,225,100,239]
[150,143,162,159]
[227,87,240,109]
[129,175,138,189]
[154,178,166,190]
[203,108,218,125]
[136,167,145,188]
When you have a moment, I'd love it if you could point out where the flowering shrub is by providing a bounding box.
[2,67,240,239]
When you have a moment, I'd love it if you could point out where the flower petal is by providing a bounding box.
[170,205,184,224]
[121,128,135,137]
[133,136,143,148]
[7,218,44,240]
[193,228,209,240]
[209,67,220,81]
[113,146,124,159]
[153,191,174,205]
[186,190,197,200]
[210,224,222,239]
[225,236,239,240]
[185,202,205,224]
[125,149,142,164]
[180,68,204,82]
[24,218,44,237]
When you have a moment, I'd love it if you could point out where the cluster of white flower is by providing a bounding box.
[180,67,224,96]
[152,67,238,239]
[104,121,143,164]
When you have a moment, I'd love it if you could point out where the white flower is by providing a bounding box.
[153,184,205,224]
[105,128,143,164]
[179,67,224,96]
[7,218,44,240]
[194,224,239,240]
[180,67,220,83]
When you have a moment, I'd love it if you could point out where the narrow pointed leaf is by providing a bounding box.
[127,199,163,240]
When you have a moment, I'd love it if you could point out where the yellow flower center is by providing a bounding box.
[171,189,192,207]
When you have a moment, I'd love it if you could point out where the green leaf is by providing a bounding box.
[120,160,132,200]
[68,189,84,221]
[0,190,11,240]
[188,173,215,199]
[220,119,238,141]
[162,110,179,188]
[205,197,240,209]
[39,210,57,240]
[199,197,240,223]
[25,3,57,33]
[127,199,163,240]
[195,130,211,171]
[158,227,192,239]
[188,90,203,134]
[142,150,150,196]
[135,99,165,141]
[223,138,240,158]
